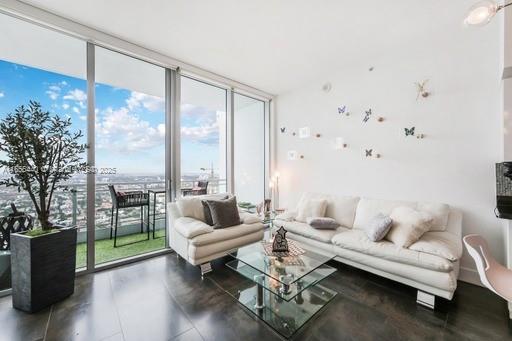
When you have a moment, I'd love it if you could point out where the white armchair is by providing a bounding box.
[168,194,264,275]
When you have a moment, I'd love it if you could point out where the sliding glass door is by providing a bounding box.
[94,47,167,265]
[233,93,266,207]
[180,76,227,196]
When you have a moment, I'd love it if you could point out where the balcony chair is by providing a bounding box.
[182,181,209,197]
[108,185,149,247]
[463,234,512,303]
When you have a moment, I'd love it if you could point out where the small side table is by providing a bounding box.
[148,189,166,239]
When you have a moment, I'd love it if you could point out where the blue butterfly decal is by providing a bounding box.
[280,127,286,133]
[365,149,372,157]
[363,109,372,123]
[404,127,415,136]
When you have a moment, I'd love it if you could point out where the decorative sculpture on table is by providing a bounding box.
[415,80,430,100]
[272,227,289,252]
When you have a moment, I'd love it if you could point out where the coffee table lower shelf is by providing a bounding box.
[223,271,337,338]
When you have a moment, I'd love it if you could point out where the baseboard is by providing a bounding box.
[458,266,482,287]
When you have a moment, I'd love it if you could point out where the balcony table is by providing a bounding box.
[147,189,166,239]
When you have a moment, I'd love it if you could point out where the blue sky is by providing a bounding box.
[0,60,223,176]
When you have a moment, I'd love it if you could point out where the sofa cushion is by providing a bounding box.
[307,217,340,230]
[275,220,347,243]
[239,211,261,225]
[363,213,393,242]
[416,202,450,232]
[204,196,241,229]
[174,217,214,239]
[296,198,327,222]
[296,193,359,228]
[190,222,264,246]
[331,230,454,272]
[353,198,416,230]
[386,207,433,248]
[177,193,229,222]
[409,231,462,261]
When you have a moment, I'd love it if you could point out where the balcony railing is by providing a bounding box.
[0,179,227,234]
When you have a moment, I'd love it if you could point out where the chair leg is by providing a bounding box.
[140,206,144,234]
[110,206,114,240]
[114,208,119,248]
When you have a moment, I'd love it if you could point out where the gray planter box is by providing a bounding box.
[10,227,77,313]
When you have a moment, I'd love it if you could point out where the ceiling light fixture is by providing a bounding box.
[464,1,511,26]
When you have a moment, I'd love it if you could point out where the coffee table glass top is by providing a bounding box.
[229,242,335,286]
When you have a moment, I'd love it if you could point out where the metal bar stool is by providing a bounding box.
[108,185,149,247]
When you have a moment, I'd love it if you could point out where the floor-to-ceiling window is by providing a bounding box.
[94,47,167,265]
[0,12,270,283]
[180,76,227,196]
[0,14,87,289]
[234,93,266,206]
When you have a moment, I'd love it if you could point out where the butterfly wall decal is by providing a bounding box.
[365,149,372,157]
[404,127,415,136]
[338,106,350,116]
[363,109,372,123]
[280,127,286,133]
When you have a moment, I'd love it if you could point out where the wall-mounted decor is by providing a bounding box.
[299,127,310,139]
[369,66,374,72]
[322,82,332,93]
[315,133,321,138]
[300,155,305,159]
[404,127,415,136]
[338,106,350,116]
[365,149,381,158]
[415,79,430,100]
[292,132,296,136]
[334,137,347,150]
[280,127,286,133]
[416,133,425,139]
[377,117,385,122]
[287,150,298,160]
[363,109,372,123]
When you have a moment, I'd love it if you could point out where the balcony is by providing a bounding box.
[0,178,227,280]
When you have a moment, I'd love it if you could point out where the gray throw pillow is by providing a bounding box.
[364,213,393,242]
[204,196,241,229]
[201,195,229,226]
[306,217,340,230]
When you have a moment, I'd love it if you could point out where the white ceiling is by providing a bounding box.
[19,0,485,95]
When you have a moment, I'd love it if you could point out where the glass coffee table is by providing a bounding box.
[225,242,337,338]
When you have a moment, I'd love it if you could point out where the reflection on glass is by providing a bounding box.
[94,47,166,265]
[234,93,265,206]
[180,76,227,196]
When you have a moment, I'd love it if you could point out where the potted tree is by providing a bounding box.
[0,101,87,313]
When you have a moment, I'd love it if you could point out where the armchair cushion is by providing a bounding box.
[204,196,241,229]
[174,217,214,238]
[177,193,229,222]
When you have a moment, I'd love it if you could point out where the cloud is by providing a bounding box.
[181,122,219,145]
[72,107,80,114]
[96,107,165,152]
[79,115,87,121]
[0,92,4,98]
[126,91,164,112]
[62,103,70,110]
[63,89,87,102]
[45,84,64,100]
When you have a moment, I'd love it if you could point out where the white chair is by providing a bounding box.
[463,234,512,302]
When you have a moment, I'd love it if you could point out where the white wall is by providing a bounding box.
[275,21,503,282]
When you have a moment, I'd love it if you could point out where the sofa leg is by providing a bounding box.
[416,290,435,309]
[200,262,212,278]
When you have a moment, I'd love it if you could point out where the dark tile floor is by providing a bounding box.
[1,253,511,341]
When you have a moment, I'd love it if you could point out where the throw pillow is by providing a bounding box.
[296,199,327,223]
[363,213,393,242]
[306,217,340,230]
[204,196,241,229]
[386,206,433,248]
[201,195,229,226]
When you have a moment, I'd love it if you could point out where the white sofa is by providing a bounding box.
[168,194,265,274]
[274,193,463,308]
